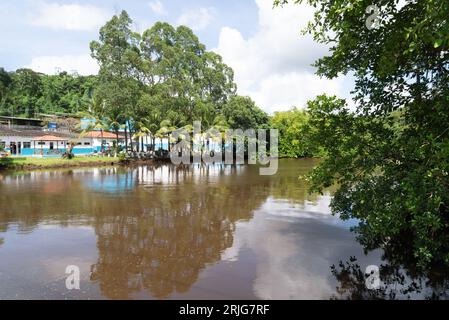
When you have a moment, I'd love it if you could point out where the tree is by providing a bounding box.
[275,0,449,267]
[136,93,163,150]
[0,68,96,117]
[89,13,237,153]
[222,95,269,130]
[77,97,111,153]
[9,68,43,117]
[90,10,143,152]
[156,119,176,151]
[270,107,322,158]
[38,72,96,115]
[0,68,12,109]
[139,22,236,127]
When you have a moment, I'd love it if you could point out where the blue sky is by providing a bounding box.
[0,0,258,72]
[0,0,353,113]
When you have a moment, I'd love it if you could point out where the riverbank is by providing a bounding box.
[0,156,121,171]
[0,155,313,172]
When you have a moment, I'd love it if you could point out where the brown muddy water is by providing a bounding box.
[0,159,447,300]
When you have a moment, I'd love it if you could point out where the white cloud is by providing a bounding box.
[177,7,215,31]
[29,2,110,31]
[149,0,167,15]
[247,73,344,114]
[26,54,99,76]
[215,0,351,113]
[221,200,339,299]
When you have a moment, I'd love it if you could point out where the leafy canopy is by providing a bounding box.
[275,0,449,267]
[270,108,324,158]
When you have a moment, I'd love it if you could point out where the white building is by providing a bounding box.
[0,126,124,157]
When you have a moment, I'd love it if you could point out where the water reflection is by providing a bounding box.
[89,165,268,299]
[330,257,449,300]
[0,159,448,299]
[83,168,136,193]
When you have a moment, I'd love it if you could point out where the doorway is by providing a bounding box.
[50,142,54,150]
[9,142,17,155]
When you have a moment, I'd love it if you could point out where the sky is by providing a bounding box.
[0,0,353,114]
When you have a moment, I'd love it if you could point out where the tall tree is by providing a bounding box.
[140,22,236,126]
[276,0,449,267]
[89,13,237,152]
[222,95,269,130]
[90,10,143,151]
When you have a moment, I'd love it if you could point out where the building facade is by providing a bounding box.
[0,126,124,157]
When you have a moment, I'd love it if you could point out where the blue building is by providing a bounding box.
[0,126,125,157]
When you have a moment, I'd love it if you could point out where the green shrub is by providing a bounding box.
[118,151,127,162]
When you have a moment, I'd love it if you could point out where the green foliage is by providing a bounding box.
[0,11,271,157]
[222,95,269,130]
[276,0,449,267]
[270,107,324,158]
[39,72,97,115]
[0,67,12,106]
[6,68,42,117]
[118,151,127,163]
[0,68,96,117]
[88,11,243,151]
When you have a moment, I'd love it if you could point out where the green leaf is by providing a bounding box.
[434,39,443,48]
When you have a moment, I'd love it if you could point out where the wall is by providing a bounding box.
[0,136,94,156]
[1,135,125,156]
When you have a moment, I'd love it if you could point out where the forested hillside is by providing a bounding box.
[0,67,96,117]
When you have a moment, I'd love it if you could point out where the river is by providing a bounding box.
[0,159,447,299]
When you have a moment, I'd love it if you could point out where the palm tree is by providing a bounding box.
[180,124,195,159]
[76,98,109,153]
[134,120,152,152]
[156,119,177,152]
[202,115,229,159]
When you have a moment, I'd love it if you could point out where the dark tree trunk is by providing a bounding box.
[100,129,104,153]
[222,136,225,162]
[115,130,119,153]
[190,135,194,162]
[124,126,128,151]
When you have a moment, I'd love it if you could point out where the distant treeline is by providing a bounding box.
[0,10,323,158]
[0,65,322,158]
[0,68,96,117]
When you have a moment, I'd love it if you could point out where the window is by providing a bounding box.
[38,142,45,146]
[77,142,82,145]
[0,141,5,148]
[84,142,91,146]
[23,142,31,149]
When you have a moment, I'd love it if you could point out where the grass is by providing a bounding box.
[0,156,120,170]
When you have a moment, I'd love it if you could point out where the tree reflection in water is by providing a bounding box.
[89,164,270,299]
[330,255,449,300]
[1,161,320,299]
[6,160,448,299]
